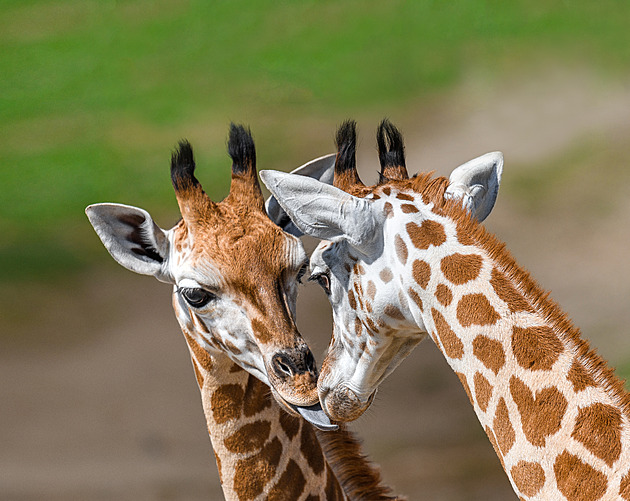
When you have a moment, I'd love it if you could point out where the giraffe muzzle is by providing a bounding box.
[321,384,376,422]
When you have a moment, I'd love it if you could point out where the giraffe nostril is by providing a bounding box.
[271,353,295,378]
[304,350,316,374]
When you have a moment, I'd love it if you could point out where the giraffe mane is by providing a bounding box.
[315,425,404,501]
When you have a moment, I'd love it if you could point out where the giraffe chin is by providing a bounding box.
[322,385,376,422]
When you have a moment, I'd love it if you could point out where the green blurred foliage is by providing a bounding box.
[1,0,630,280]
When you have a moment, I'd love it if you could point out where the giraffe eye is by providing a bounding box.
[309,272,331,295]
[296,263,308,284]
[179,287,215,308]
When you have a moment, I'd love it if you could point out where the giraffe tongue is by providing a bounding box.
[293,403,339,431]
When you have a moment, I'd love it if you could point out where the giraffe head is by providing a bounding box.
[261,119,503,421]
[87,124,337,427]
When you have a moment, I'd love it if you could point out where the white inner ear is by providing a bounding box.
[445,151,503,222]
[264,153,336,236]
[86,203,172,282]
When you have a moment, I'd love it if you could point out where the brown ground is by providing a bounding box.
[2,69,630,500]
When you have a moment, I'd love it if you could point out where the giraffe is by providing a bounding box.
[261,119,630,500]
[86,124,399,501]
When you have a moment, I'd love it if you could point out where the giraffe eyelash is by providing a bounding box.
[308,272,331,295]
[296,263,308,284]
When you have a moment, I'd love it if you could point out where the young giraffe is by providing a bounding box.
[262,119,630,500]
[86,125,399,501]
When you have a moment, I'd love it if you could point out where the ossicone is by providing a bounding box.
[377,118,408,181]
[333,119,364,190]
[228,123,256,176]
[170,140,200,192]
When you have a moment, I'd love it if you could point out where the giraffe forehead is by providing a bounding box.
[175,213,304,287]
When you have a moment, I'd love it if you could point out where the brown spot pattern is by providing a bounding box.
[300,424,325,474]
[192,362,205,389]
[211,384,244,424]
[408,287,423,312]
[435,283,453,306]
[407,220,447,249]
[441,253,483,285]
[183,331,213,372]
[401,203,419,213]
[267,459,306,501]
[379,268,393,283]
[365,316,379,333]
[384,304,405,320]
[493,398,515,455]
[472,335,505,375]
[348,289,357,310]
[354,316,363,337]
[412,259,431,289]
[568,359,597,392]
[456,293,500,327]
[571,403,622,467]
[233,437,283,500]
[511,461,545,497]
[396,192,414,201]
[510,376,567,447]
[251,318,272,344]
[279,408,301,439]
[224,420,271,454]
[512,325,563,371]
[474,372,492,412]
[243,376,272,417]
[384,202,394,218]
[394,234,408,264]
[554,451,607,501]
[490,268,532,313]
[366,280,376,301]
[431,308,464,359]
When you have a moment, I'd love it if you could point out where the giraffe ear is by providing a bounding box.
[264,153,336,236]
[445,151,503,222]
[260,170,382,250]
[86,203,172,283]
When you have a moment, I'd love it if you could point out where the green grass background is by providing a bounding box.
[2,0,630,282]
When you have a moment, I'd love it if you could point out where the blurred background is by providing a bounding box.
[2,1,630,499]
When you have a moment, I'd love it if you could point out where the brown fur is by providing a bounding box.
[553,451,608,501]
[511,461,545,497]
[315,425,404,501]
[473,372,493,412]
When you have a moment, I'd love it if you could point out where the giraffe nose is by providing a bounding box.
[271,346,317,379]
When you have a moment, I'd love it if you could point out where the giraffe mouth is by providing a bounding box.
[290,403,339,431]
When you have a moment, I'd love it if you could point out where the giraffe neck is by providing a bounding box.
[397,205,630,499]
[182,329,399,501]
[182,329,345,501]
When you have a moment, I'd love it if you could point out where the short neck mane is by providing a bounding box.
[182,330,399,501]
[399,185,630,499]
